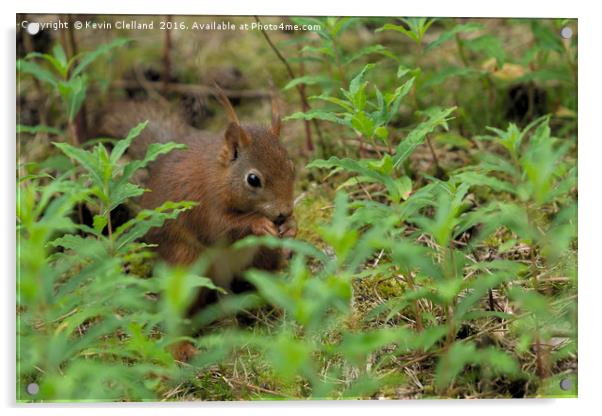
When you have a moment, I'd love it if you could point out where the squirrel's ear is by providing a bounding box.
[271,94,282,138]
[220,122,251,165]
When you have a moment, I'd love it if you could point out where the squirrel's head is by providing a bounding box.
[215,86,295,225]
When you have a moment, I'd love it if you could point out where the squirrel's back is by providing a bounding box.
[99,100,200,160]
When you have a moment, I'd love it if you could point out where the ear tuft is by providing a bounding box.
[270,91,282,138]
[214,83,240,125]
[270,88,282,137]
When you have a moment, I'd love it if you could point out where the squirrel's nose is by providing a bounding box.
[274,213,289,226]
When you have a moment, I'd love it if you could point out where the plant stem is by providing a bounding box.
[455,34,470,67]
[106,207,113,243]
[425,135,443,175]
[68,121,79,146]
[331,36,349,88]
[254,16,325,153]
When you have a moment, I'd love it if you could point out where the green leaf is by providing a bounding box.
[423,66,478,88]
[345,44,397,65]
[17,59,57,87]
[310,95,354,112]
[118,141,186,186]
[108,183,145,211]
[425,22,483,51]
[330,17,358,37]
[110,121,149,164]
[267,334,313,381]
[479,347,520,376]
[339,327,411,366]
[308,156,404,202]
[25,51,68,79]
[508,287,551,318]
[283,75,333,91]
[348,64,375,97]
[17,124,63,136]
[71,38,129,78]
[52,44,68,73]
[93,214,108,234]
[394,107,456,167]
[53,141,104,189]
[465,35,506,66]
[351,111,375,137]
[435,341,478,389]
[410,325,448,351]
[453,171,515,194]
[48,234,109,259]
[531,21,564,53]
[284,109,346,125]
[518,68,572,83]
[454,273,506,321]
[114,201,196,251]
[377,18,435,44]
[233,235,328,263]
[396,176,412,200]
[374,126,389,141]
[57,76,88,121]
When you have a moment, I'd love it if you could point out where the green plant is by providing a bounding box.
[17,38,128,144]
[17,118,221,401]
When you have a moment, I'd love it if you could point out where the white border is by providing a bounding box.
[3,1,600,415]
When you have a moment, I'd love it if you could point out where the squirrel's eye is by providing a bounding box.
[246,173,262,188]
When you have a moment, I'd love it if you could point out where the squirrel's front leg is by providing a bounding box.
[225,213,278,241]
[250,216,279,237]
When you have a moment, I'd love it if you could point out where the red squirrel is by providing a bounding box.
[100,87,297,313]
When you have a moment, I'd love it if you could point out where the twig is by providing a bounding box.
[296,44,316,153]
[112,80,270,99]
[227,377,286,397]
[254,16,324,153]
[425,135,442,174]
[343,138,389,153]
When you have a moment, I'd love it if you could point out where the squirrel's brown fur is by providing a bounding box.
[99,91,296,314]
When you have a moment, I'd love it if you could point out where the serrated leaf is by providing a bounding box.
[284,109,346,125]
[308,156,404,202]
[114,201,196,251]
[110,121,149,164]
[53,141,104,189]
[394,107,456,167]
[453,171,515,194]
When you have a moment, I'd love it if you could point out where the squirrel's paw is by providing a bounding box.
[279,215,297,239]
[251,217,278,236]
[279,216,297,260]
